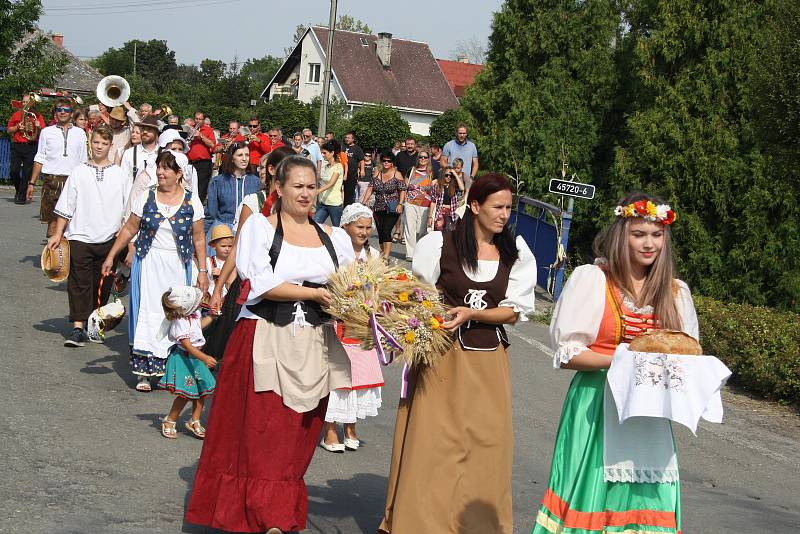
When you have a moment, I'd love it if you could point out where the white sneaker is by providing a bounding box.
[320,439,345,453]
[344,438,360,451]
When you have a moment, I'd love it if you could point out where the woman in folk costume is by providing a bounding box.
[102,150,208,392]
[531,193,698,534]
[321,203,383,453]
[380,174,537,534]
[185,156,355,534]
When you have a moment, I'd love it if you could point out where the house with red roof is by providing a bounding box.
[436,58,484,99]
[262,27,459,135]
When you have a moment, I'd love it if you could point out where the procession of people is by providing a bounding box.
[10,81,711,534]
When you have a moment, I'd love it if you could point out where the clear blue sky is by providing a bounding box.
[38,0,505,65]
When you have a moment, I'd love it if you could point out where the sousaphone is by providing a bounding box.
[96,75,130,107]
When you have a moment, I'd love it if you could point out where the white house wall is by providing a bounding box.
[295,32,345,104]
[401,111,436,136]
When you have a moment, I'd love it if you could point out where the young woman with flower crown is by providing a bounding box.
[531,193,698,534]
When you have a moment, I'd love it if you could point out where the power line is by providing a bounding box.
[42,0,240,16]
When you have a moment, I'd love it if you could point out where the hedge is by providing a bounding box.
[695,296,800,405]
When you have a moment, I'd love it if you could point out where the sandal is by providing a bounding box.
[185,420,206,439]
[161,417,177,439]
[135,378,151,392]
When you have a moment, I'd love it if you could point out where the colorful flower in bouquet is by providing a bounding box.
[324,257,454,368]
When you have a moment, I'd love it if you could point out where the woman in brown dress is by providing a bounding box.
[379,173,538,533]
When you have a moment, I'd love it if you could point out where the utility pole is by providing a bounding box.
[318,0,337,137]
[132,41,137,78]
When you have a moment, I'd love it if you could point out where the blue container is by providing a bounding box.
[509,196,561,292]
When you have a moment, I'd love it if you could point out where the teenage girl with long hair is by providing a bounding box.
[531,193,698,534]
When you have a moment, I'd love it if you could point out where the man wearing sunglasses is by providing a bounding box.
[28,98,88,237]
[244,116,269,175]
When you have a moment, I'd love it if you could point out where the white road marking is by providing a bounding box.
[508,325,553,356]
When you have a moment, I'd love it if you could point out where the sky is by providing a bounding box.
[38,0,505,66]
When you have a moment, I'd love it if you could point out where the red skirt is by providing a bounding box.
[185,319,328,533]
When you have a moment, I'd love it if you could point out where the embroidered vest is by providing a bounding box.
[135,187,195,264]
[436,232,512,351]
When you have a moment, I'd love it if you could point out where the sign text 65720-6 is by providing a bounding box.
[548,179,595,200]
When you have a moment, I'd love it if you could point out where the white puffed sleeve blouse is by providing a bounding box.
[235,213,356,320]
[549,264,700,369]
[411,231,538,319]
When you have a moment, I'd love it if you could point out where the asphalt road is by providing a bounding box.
[1,189,799,533]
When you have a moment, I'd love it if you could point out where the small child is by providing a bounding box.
[157,286,217,440]
[199,225,236,328]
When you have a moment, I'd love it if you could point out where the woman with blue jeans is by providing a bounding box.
[313,139,344,226]
[206,142,260,254]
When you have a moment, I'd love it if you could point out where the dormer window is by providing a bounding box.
[359,37,369,46]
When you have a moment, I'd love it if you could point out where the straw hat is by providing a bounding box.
[109,106,127,122]
[209,224,234,243]
[41,238,70,283]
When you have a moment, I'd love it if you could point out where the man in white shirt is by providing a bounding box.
[28,97,88,237]
[301,128,323,174]
[48,124,127,347]
[120,115,160,191]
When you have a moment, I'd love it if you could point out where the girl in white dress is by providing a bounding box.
[321,203,384,453]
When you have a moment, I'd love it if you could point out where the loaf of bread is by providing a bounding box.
[629,329,703,355]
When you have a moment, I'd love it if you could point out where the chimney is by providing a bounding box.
[457,55,469,64]
[51,33,64,47]
[376,32,392,68]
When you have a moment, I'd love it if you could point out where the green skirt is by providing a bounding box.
[532,370,681,533]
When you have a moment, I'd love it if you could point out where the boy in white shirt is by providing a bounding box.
[48,124,127,347]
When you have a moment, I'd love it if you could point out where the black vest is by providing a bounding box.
[436,232,512,351]
[246,213,338,326]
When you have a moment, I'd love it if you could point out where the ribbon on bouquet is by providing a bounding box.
[369,312,412,398]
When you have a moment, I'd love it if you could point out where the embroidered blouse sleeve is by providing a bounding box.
[411,231,443,285]
[498,236,537,319]
[236,215,281,300]
[675,279,700,340]
[549,264,606,368]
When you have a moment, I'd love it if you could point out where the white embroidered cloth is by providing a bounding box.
[607,344,732,434]
[602,344,732,484]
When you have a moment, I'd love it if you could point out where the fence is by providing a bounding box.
[0,127,10,180]
[509,196,565,298]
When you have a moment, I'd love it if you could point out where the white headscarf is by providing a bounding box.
[339,203,373,227]
[156,286,203,340]
[158,129,189,153]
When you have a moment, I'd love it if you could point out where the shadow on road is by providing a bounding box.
[19,254,41,268]
[32,316,69,336]
[306,473,388,533]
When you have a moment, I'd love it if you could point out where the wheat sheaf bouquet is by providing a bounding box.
[324,256,454,367]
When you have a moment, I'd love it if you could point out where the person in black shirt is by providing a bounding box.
[343,131,364,208]
[394,136,418,179]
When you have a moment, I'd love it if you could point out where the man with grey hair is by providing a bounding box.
[167,114,179,126]
[301,127,323,173]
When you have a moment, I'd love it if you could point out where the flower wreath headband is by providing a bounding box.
[614,200,676,225]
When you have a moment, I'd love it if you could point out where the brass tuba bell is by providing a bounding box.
[96,75,130,107]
